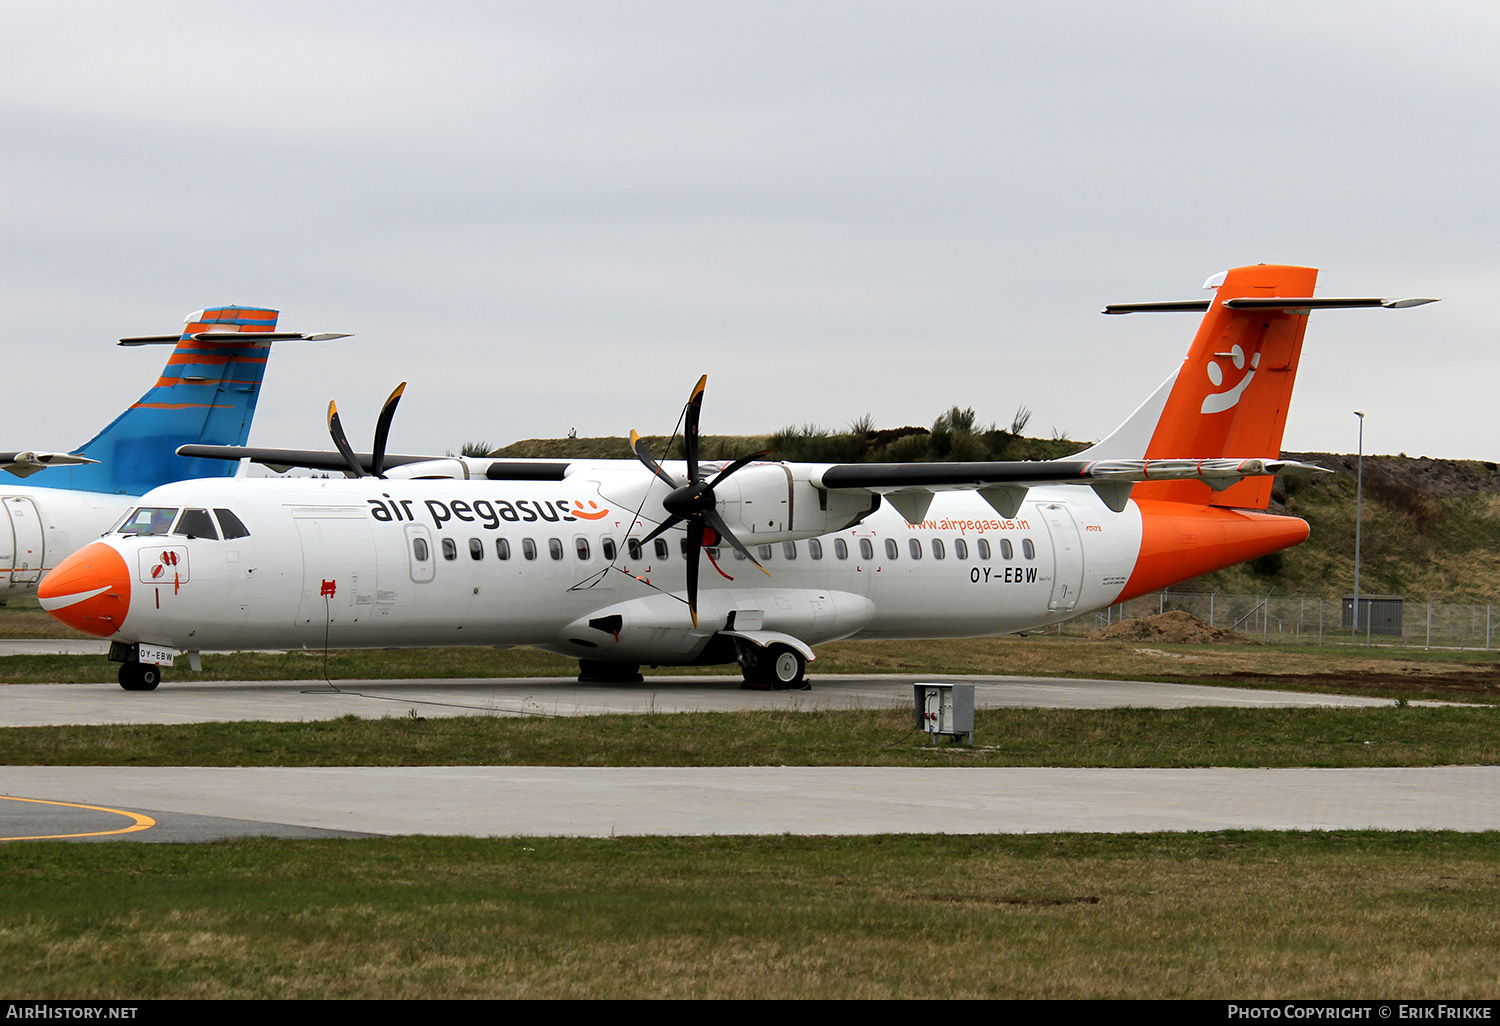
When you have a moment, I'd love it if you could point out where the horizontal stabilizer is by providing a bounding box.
[1104,297,1437,315]
[0,451,101,478]
[119,331,352,346]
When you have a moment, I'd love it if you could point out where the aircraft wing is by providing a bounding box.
[812,457,1327,522]
[175,444,570,481]
[0,451,100,479]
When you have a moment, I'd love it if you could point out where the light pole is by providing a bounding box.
[1353,410,1365,633]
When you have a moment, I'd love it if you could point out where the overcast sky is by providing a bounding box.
[3,1,1495,462]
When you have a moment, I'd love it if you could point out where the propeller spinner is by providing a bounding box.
[326,382,406,479]
[631,375,773,627]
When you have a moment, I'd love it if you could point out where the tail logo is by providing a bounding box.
[1200,343,1260,415]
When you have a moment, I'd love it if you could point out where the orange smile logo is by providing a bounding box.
[572,501,610,520]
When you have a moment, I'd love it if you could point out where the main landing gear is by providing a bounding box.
[739,643,808,691]
[118,661,161,692]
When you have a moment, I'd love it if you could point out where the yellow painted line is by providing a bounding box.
[0,795,156,841]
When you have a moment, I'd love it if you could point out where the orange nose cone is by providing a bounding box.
[38,542,132,637]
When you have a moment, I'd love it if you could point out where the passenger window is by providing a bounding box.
[174,508,218,540]
[576,537,591,561]
[469,538,484,561]
[834,538,848,560]
[783,542,797,560]
[1001,539,1014,560]
[733,546,747,561]
[117,507,178,536]
[1023,538,1036,560]
[214,509,250,539]
[602,538,616,562]
[884,538,898,560]
[859,538,873,560]
[977,539,991,561]
[523,538,537,561]
[413,537,430,562]
[932,539,945,560]
[549,538,564,560]
[628,539,643,561]
[442,538,458,561]
[809,538,823,560]
[496,538,511,560]
[654,539,669,560]
[954,538,968,560]
[908,538,922,560]
[758,544,773,561]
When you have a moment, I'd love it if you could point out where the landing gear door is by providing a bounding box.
[3,497,43,586]
[1042,502,1084,612]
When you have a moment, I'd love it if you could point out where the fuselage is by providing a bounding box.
[0,487,132,598]
[40,469,1308,664]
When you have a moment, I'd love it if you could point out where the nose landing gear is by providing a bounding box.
[118,661,161,692]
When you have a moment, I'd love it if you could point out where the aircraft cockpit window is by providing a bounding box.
[441,538,458,561]
[654,539,669,560]
[116,507,179,536]
[885,538,899,560]
[496,538,511,560]
[214,509,250,539]
[908,538,922,560]
[523,538,538,560]
[834,538,849,560]
[548,538,564,561]
[977,538,991,561]
[1022,538,1036,560]
[575,537,591,561]
[782,542,797,559]
[174,508,218,541]
[932,539,945,560]
[953,538,968,560]
[1000,538,1014,560]
[627,539,643,561]
[809,539,823,560]
[469,538,484,561]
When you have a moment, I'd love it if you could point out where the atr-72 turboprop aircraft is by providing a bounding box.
[0,306,348,600]
[41,265,1433,691]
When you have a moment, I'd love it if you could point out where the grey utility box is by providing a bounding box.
[913,683,974,744]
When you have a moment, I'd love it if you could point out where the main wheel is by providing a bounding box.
[118,662,161,692]
[765,645,807,689]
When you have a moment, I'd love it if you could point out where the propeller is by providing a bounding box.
[630,375,774,627]
[326,382,407,479]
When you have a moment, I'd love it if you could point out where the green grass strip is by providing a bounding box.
[3,706,1497,767]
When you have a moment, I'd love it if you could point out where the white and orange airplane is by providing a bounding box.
[0,307,347,602]
[40,265,1433,691]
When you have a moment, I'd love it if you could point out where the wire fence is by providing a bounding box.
[1057,590,1500,650]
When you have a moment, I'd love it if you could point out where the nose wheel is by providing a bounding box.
[118,662,161,692]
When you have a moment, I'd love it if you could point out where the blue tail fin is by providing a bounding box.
[27,306,281,495]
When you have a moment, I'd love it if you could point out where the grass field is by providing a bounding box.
[4,832,1498,999]
[3,705,1498,768]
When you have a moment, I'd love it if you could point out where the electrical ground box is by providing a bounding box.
[913,683,974,744]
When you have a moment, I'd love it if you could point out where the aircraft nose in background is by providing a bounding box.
[37,542,132,637]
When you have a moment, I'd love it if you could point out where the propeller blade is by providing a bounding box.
[708,448,776,490]
[631,430,680,488]
[326,401,367,478]
[685,519,704,628]
[639,515,684,546]
[684,374,707,484]
[705,508,771,577]
[370,382,406,479]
